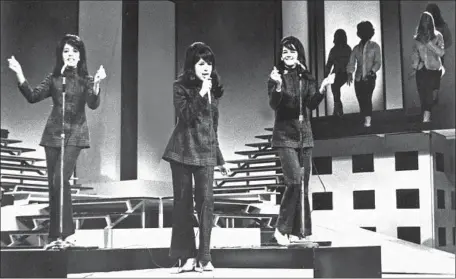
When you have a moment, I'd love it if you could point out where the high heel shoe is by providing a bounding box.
[195,261,214,272]
[274,228,290,246]
[177,258,196,273]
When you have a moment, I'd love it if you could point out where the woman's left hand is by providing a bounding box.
[218,164,232,176]
[94,65,107,84]
[320,73,335,92]
[324,73,335,86]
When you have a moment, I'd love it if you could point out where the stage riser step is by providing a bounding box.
[0,246,382,277]
[2,228,333,250]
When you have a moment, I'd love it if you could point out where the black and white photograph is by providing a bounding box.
[0,0,455,278]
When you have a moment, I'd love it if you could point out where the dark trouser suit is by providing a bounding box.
[354,76,376,117]
[416,67,441,112]
[276,147,312,237]
[44,146,81,240]
[169,161,214,262]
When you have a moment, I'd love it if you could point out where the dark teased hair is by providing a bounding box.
[178,42,223,98]
[333,29,348,48]
[357,21,375,42]
[276,36,309,76]
[425,3,445,28]
[52,34,88,77]
[414,12,437,44]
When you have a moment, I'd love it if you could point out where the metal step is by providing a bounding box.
[1,173,48,182]
[8,185,80,194]
[245,142,272,149]
[1,146,36,155]
[216,165,282,174]
[1,173,78,182]
[214,174,283,187]
[213,184,285,193]
[226,157,280,165]
[255,134,272,141]
[16,212,141,223]
[1,163,47,174]
[0,138,22,146]
[4,191,102,203]
[1,182,92,191]
[1,155,46,163]
[213,191,279,199]
[234,149,278,157]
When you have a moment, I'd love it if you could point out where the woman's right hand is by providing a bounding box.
[199,77,212,97]
[270,66,282,88]
[7,56,23,75]
[7,56,25,84]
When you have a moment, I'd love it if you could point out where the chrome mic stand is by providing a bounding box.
[45,75,69,250]
[297,72,318,248]
[298,75,306,240]
[59,77,66,244]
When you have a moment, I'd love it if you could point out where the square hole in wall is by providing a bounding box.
[352,154,374,173]
[312,156,332,175]
[397,226,421,244]
[312,192,333,210]
[353,190,376,209]
[361,227,377,232]
[438,227,446,247]
[395,151,418,171]
[437,189,445,209]
[396,189,420,209]
[435,152,444,172]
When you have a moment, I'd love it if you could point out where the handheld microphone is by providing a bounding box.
[207,76,212,104]
[61,63,68,75]
[61,63,68,93]
[296,61,307,78]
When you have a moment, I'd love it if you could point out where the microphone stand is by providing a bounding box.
[298,73,306,241]
[297,70,318,248]
[45,76,68,251]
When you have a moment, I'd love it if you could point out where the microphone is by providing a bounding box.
[61,63,68,93]
[61,63,68,75]
[62,76,66,93]
[206,76,212,104]
[296,61,307,77]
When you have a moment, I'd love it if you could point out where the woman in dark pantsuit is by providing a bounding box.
[162,42,230,272]
[7,34,106,248]
[268,36,334,245]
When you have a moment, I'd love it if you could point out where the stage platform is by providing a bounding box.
[0,245,381,278]
[67,268,456,278]
[2,179,455,278]
[69,268,315,278]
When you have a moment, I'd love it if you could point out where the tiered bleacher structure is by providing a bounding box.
[1,127,455,277]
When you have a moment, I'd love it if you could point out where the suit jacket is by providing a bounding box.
[18,68,100,148]
[162,79,225,166]
[268,68,324,149]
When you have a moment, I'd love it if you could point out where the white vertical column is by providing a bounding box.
[137,1,175,182]
[282,1,309,67]
[77,1,123,183]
